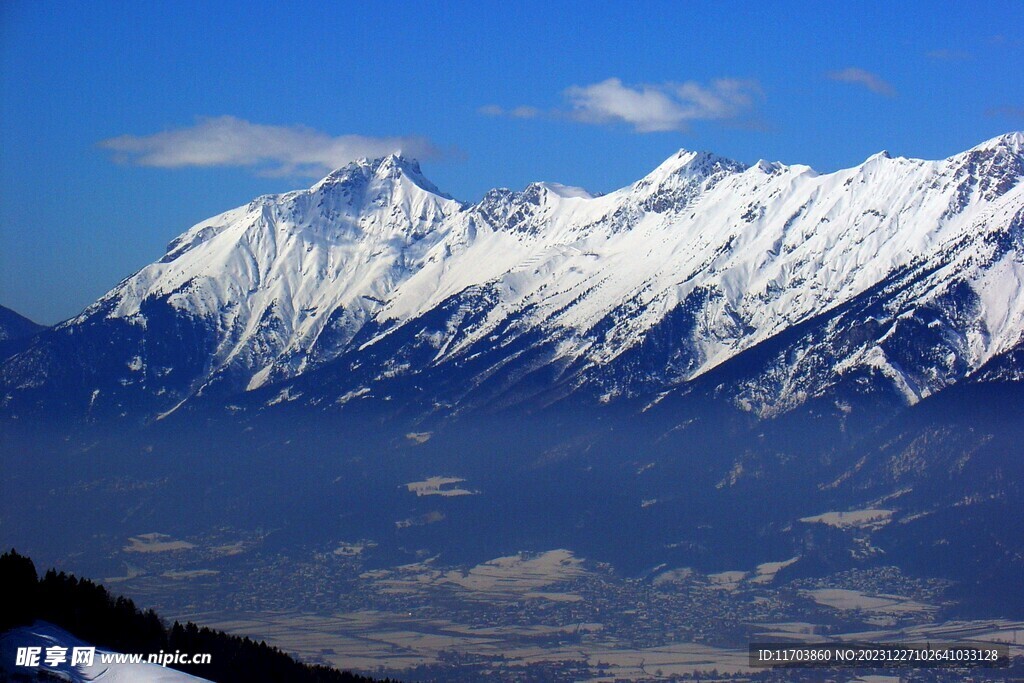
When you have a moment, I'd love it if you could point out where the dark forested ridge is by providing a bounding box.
[0,549,394,683]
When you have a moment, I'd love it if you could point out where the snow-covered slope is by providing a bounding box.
[2,133,1023,420]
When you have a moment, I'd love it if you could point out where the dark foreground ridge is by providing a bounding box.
[0,549,394,683]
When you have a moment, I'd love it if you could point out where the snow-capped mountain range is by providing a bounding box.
[3,133,1023,422]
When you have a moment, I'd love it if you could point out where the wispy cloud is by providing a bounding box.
[826,67,897,97]
[478,104,505,117]
[925,48,972,62]
[478,104,541,119]
[987,34,1018,46]
[987,105,1024,120]
[481,77,762,133]
[99,116,442,176]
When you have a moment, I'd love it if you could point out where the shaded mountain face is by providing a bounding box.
[0,305,45,343]
[2,134,1023,424]
[0,305,47,362]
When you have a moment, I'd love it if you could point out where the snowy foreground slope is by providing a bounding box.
[0,622,210,682]
[2,133,1023,421]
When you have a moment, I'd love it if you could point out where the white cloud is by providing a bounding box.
[564,78,761,132]
[826,67,897,97]
[480,78,761,133]
[99,116,442,176]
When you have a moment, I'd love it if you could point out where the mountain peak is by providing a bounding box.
[630,149,746,200]
[969,131,1024,155]
[370,153,424,177]
[646,148,747,183]
[321,154,420,181]
[314,154,452,199]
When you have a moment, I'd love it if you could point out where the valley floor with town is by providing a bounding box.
[89,527,1023,682]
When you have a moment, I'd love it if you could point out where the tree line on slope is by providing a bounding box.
[0,549,395,683]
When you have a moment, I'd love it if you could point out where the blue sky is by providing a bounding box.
[1,1,1022,324]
